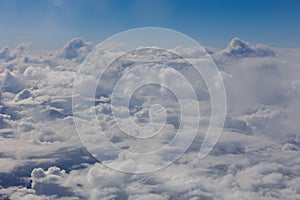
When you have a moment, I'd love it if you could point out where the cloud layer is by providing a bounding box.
[0,38,299,199]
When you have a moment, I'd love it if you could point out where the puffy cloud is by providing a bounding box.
[0,47,15,61]
[0,43,31,62]
[0,70,26,93]
[0,37,299,199]
[0,186,48,200]
[14,43,32,58]
[215,37,275,58]
[59,38,94,63]
[31,167,74,197]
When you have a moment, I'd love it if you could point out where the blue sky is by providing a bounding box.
[0,0,299,49]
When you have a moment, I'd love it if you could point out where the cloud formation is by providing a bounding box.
[0,37,299,199]
[216,37,275,57]
[59,38,94,63]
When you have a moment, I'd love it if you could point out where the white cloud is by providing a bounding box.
[31,167,74,197]
[0,47,15,61]
[0,37,299,199]
[59,38,94,63]
[1,70,26,93]
[215,37,275,58]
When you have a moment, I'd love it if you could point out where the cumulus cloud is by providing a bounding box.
[215,37,275,58]
[0,47,14,62]
[59,38,94,63]
[0,70,26,93]
[0,186,48,200]
[31,167,74,197]
[0,43,31,62]
[0,37,299,199]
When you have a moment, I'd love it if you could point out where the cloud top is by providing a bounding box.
[59,38,94,62]
[218,37,275,57]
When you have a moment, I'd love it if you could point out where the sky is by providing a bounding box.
[0,0,300,49]
[1,1,300,199]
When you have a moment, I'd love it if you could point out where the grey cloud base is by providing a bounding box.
[0,38,299,199]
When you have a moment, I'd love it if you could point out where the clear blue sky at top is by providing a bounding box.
[0,0,299,49]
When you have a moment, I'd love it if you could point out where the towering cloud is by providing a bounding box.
[1,70,25,93]
[59,38,94,62]
[217,37,275,57]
